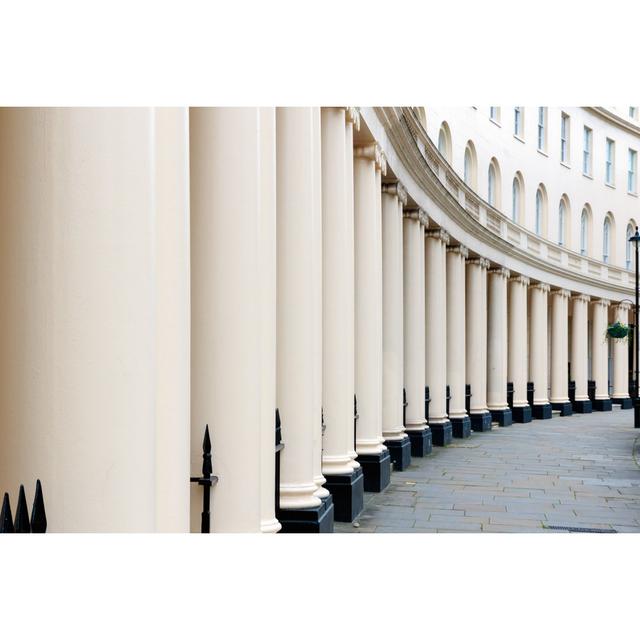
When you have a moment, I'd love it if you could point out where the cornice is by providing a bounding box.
[586,107,640,137]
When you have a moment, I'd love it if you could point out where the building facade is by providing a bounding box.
[0,106,636,533]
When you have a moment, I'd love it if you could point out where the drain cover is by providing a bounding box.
[545,525,617,533]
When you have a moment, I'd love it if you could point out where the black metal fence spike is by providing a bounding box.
[275,409,282,446]
[30,479,47,533]
[202,424,212,477]
[0,492,15,533]
[14,484,31,533]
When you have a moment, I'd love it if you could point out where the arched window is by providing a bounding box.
[437,122,452,162]
[463,141,477,189]
[627,222,635,270]
[558,201,566,246]
[603,217,611,263]
[535,186,546,236]
[488,158,501,208]
[580,208,589,256]
[512,177,520,222]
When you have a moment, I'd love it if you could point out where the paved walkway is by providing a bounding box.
[335,407,640,533]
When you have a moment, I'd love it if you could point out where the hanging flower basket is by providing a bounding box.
[606,321,630,340]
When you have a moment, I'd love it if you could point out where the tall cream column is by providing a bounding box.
[354,142,390,492]
[381,182,411,469]
[487,267,513,426]
[591,299,613,411]
[570,294,593,413]
[190,108,278,533]
[611,301,632,408]
[508,275,532,422]
[0,108,190,532]
[549,289,573,415]
[528,282,552,419]
[319,107,364,523]
[425,228,453,444]
[466,257,492,431]
[275,108,333,533]
[403,209,432,455]
[446,245,471,437]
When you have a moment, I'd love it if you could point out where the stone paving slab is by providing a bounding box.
[334,407,640,533]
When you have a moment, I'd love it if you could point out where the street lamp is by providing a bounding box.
[628,225,640,428]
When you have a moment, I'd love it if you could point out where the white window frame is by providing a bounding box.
[535,189,542,235]
[488,164,496,206]
[627,224,634,270]
[630,107,637,120]
[490,106,500,124]
[537,107,546,151]
[603,218,611,263]
[582,126,592,176]
[512,177,519,222]
[514,107,523,138]
[560,113,570,164]
[558,201,565,246]
[580,209,588,256]
[628,148,637,194]
[605,138,615,186]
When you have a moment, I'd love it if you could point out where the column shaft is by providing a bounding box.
[528,283,552,419]
[446,245,472,437]
[549,289,572,415]
[487,268,512,425]
[570,295,592,412]
[425,229,452,444]
[508,275,532,422]
[591,299,612,410]
[611,302,632,406]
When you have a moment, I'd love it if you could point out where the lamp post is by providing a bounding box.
[628,226,640,428]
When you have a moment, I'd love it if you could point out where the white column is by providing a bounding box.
[353,143,386,458]
[0,108,190,532]
[549,289,572,413]
[528,282,552,418]
[611,301,632,405]
[425,228,452,444]
[446,244,471,436]
[381,183,411,464]
[508,275,531,422]
[403,209,431,454]
[571,294,592,412]
[591,298,612,410]
[190,107,278,533]
[487,267,512,425]
[275,108,324,515]
[320,107,358,478]
[466,257,492,430]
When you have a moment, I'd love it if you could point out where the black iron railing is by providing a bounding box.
[0,480,47,534]
[354,394,359,450]
[402,387,408,427]
[527,382,535,407]
[588,380,596,403]
[465,384,472,415]
[275,409,284,522]
[568,380,576,404]
[190,425,218,533]
[445,385,451,417]
[424,386,430,423]
[507,382,514,409]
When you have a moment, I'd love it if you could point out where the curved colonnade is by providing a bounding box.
[0,107,633,532]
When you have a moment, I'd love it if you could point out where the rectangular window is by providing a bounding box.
[490,106,500,123]
[514,107,522,137]
[560,113,570,163]
[628,148,637,193]
[605,138,615,185]
[537,107,546,150]
[630,107,637,119]
[582,126,592,175]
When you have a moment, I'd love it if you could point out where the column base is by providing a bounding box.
[593,398,612,412]
[384,437,412,471]
[470,412,492,432]
[451,415,471,438]
[612,397,633,409]
[430,420,453,446]
[357,449,392,493]
[323,467,364,523]
[551,401,573,416]
[278,494,335,533]
[572,399,592,413]
[532,403,552,419]
[490,408,512,427]
[406,428,432,457]
[512,405,532,423]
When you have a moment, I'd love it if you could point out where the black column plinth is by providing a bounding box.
[593,398,613,411]
[430,420,453,446]
[323,467,364,523]
[406,428,432,457]
[470,412,492,432]
[357,449,392,493]
[451,415,471,438]
[532,403,552,419]
[572,399,592,413]
[384,436,412,471]
[278,494,335,533]
[490,408,512,426]
[512,405,532,423]
[612,397,633,409]
[551,401,573,416]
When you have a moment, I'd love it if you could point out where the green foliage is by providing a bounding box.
[606,321,630,340]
